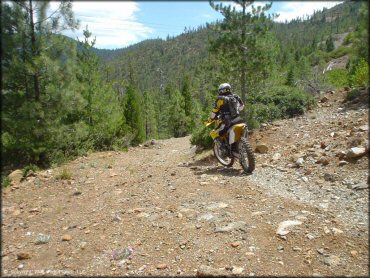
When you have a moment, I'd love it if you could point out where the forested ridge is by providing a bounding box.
[1,1,368,179]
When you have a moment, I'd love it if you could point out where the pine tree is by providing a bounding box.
[168,89,187,138]
[180,76,194,132]
[1,0,80,166]
[209,1,277,102]
[123,85,145,145]
[143,90,158,140]
[286,67,295,86]
[325,35,335,52]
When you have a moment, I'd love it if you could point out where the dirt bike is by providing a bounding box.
[205,116,255,173]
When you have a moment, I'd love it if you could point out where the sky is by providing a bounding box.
[49,1,343,50]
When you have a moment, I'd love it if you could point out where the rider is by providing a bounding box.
[207,83,245,142]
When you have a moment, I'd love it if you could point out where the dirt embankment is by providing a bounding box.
[2,88,368,276]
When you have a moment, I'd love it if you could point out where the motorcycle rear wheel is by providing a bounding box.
[238,137,256,173]
[213,140,234,167]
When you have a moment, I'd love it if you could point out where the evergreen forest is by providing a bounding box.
[1,1,369,176]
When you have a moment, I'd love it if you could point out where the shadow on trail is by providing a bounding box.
[192,166,246,177]
[186,151,251,177]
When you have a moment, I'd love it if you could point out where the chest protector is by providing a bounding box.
[219,94,240,118]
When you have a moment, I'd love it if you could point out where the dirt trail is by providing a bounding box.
[2,89,369,276]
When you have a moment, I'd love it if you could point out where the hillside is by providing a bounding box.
[94,1,364,94]
[2,87,368,276]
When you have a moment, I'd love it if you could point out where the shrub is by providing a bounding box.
[350,59,369,88]
[255,85,315,118]
[328,46,352,60]
[56,168,72,180]
[325,69,350,89]
[343,32,354,46]
[190,123,213,149]
[1,177,11,188]
[22,164,40,177]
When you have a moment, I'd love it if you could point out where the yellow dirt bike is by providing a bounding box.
[205,117,255,173]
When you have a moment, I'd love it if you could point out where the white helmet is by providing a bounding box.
[218,83,231,95]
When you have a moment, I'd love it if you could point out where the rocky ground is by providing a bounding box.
[1,88,369,277]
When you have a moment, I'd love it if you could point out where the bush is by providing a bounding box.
[253,85,315,118]
[56,168,72,180]
[350,59,369,88]
[325,69,350,88]
[22,164,40,177]
[343,32,354,46]
[190,123,213,149]
[1,177,11,188]
[328,46,352,60]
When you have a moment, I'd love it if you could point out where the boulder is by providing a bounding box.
[8,170,23,185]
[255,143,268,154]
[197,265,226,276]
[346,147,367,158]
[276,220,302,236]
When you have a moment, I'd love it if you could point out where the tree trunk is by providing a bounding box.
[29,0,40,101]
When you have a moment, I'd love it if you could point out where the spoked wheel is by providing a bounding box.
[213,139,234,167]
[238,137,256,173]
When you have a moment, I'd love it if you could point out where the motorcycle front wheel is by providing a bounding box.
[238,137,256,173]
[213,140,234,167]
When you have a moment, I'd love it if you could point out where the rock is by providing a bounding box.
[231,242,241,248]
[316,157,329,166]
[346,147,367,158]
[350,250,358,257]
[197,265,225,276]
[197,213,217,222]
[320,96,329,103]
[18,264,24,270]
[156,263,167,270]
[35,234,50,244]
[272,153,281,161]
[323,254,340,267]
[323,173,336,182]
[296,158,304,167]
[206,202,229,210]
[276,220,302,236]
[306,234,315,240]
[215,221,247,233]
[332,228,343,235]
[338,160,349,166]
[79,241,87,250]
[255,143,268,154]
[232,267,244,275]
[358,125,368,132]
[348,183,369,190]
[8,170,23,184]
[17,252,31,260]
[26,170,36,178]
[61,234,73,241]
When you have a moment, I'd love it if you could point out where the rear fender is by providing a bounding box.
[228,123,246,144]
